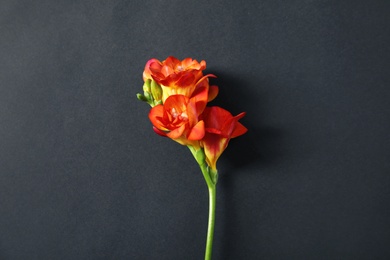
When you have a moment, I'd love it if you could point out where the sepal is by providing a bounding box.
[209,168,218,185]
[138,79,163,107]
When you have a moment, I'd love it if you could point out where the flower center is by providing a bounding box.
[171,108,188,120]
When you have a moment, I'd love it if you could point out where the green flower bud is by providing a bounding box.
[143,79,151,93]
[138,79,162,107]
[144,91,152,101]
[136,93,147,102]
[151,80,162,102]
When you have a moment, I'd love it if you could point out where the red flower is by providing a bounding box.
[200,107,247,170]
[143,56,218,103]
[148,85,209,147]
[144,56,205,86]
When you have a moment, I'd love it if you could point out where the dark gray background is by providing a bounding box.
[1,1,389,259]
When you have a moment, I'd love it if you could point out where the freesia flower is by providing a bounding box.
[144,56,205,86]
[148,83,209,147]
[200,107,247,171]
[143,56,218,102]
[137,56,247,260]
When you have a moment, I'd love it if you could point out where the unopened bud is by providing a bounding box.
[151,80,162,101]
[143,79,151,93]
[136,93,147,102]
[143,91,152,101]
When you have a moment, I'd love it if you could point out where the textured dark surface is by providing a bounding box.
[1,1,390,259]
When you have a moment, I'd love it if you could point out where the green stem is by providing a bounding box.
[188,146,217,260]
[205,184,216,260]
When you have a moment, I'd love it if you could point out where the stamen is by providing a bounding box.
[179,112,188,120]
[170,107,188,121]
[171,108,178,118]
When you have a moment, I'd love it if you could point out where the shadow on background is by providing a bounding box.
[209,71,285,259]
[209,70,284,170]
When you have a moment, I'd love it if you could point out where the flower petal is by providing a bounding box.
[148,105,165,129]
[202,134,228,171]
[153,126,168,137]
[202,106,232,131]
[222,112,247,137]
[208,85,219,102]
[164,95,188,114]
[143,58,161,81]
[188,120,205,140]
[190,85,208,116]
[177,72,195,87]
[205,127,223,135]
[166,124,186,139]
[231,122,247,138]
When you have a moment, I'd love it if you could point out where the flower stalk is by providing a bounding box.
[137,56,247,260]
[188,146,217,260]
[205,182,216,260]
[204,185,217,260]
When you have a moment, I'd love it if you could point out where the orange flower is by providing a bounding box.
[200,107,247,171]
[148,85,209,147]
[143,56,218,102]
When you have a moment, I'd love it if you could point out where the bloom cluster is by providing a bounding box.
[137,56,247,172]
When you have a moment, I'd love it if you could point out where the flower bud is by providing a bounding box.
[136,93,147,102]
[143,79,151,93]
[151,80,162,102]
